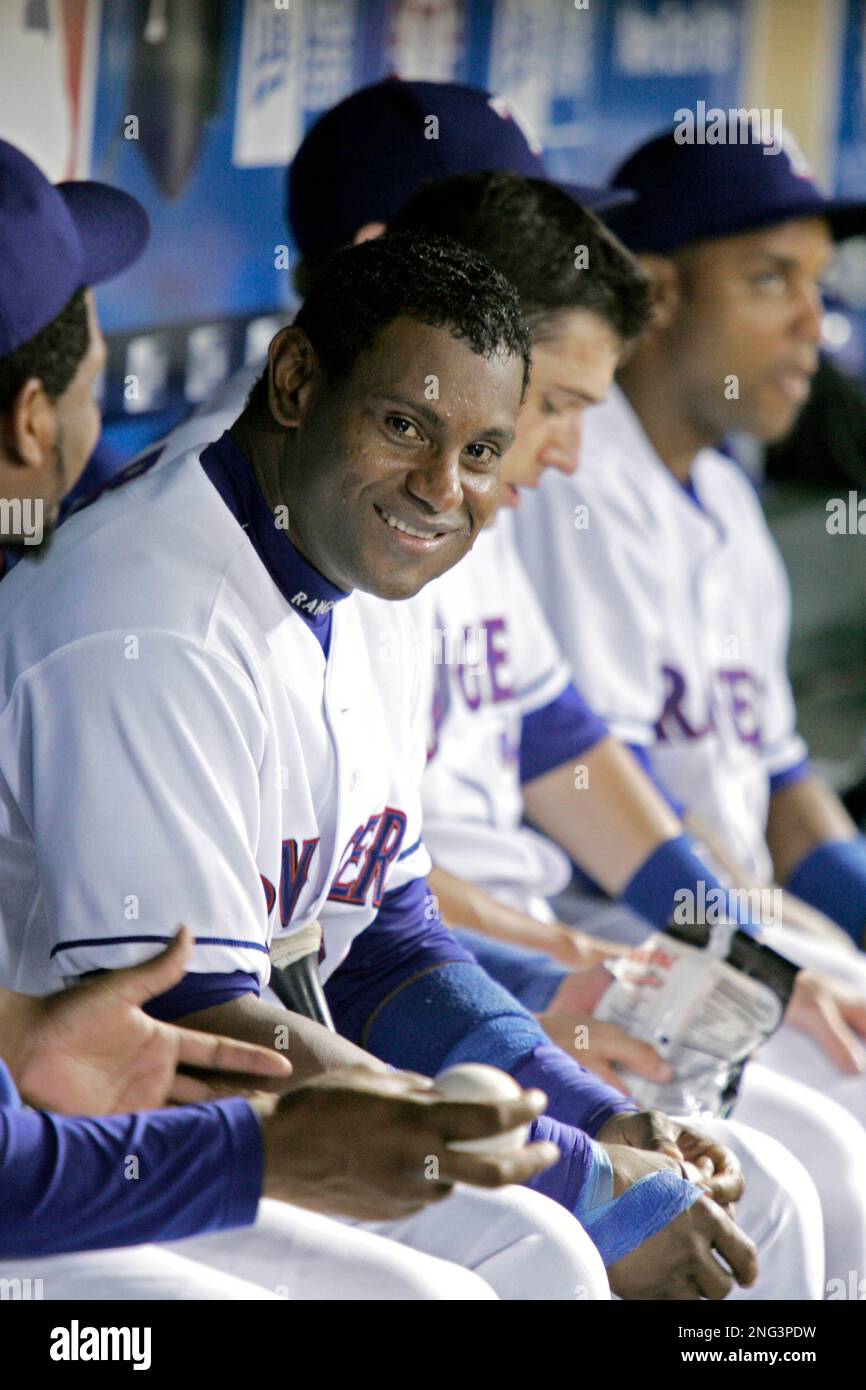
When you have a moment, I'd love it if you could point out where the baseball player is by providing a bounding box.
[0,193,803,1299]
[511,128,866,1270]
[376,164,866,1286]
[143,79,840,1297]
[0,139,607,1303]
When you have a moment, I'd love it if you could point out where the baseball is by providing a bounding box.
[435,1063,531,1154]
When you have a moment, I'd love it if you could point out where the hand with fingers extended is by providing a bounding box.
[2,926,293,1114]
[257,1066,559,1222]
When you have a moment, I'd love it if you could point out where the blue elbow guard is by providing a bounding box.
[575,1140,703,1267]
[453,929,569,1013]
[363,962,631,1135]
[363,960,546,1075]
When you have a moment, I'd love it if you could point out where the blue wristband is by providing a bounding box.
[622,835,758,936]
[787,838,866,947]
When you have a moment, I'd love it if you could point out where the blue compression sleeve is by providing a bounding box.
[519,682,608,785]
[769,757,811,795]
[453,928,569,1013]
[325,879,635,1138]
[787,838,866,947]
[0,1061,262,1258]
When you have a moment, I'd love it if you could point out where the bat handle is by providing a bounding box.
[270,951,336,1031]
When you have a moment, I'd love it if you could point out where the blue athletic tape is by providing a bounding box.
[575,1140,703,1267]
[787,838,866,947]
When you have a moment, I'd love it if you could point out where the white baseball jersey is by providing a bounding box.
[406,512,600,915]
[513,386,808,884]
[0,433,429,995]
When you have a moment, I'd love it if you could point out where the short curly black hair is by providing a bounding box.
[293,230,531,394]
[0,289,90,415]
[388,172,652,344]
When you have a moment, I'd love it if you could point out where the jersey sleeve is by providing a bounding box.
[519,681,609,784]
[376,606,432,893]
[513,471,668,745]
[497,514,572,716]
[1,631,272,990]
[758,530,810,782]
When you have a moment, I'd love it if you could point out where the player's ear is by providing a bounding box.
[1,377,56,471]
[636,254,681,331]
[352,221,387,246]
[266,326,319,428]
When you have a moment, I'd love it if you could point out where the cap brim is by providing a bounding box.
[57,181,150,286]
[556,181,636,214]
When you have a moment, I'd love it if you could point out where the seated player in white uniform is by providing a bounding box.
[0,139,597,1304]
[513,130,866,1021]
[137,83,843,1298]
[508,131,866,1270]
[376,166,866,1287]
[0,211,809,1299]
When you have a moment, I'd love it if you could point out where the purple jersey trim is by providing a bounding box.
[769,756,812,795]
[200,432,348,656]
[519,681,608,785]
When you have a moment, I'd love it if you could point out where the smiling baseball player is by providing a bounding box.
[0,210,793,1299]
[0,137,620,1304]
[120,78,839,1301]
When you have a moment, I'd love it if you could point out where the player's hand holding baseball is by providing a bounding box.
[255,1066,560,1221]
[0,926,293,1114]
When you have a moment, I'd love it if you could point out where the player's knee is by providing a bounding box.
[483,1185,611,1300]
[401,1261,498,1301]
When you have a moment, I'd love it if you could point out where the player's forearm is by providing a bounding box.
[428,864,577,962]
[683,816,858,950]
[767,776,859,883]
[523,737,681,895]
[173,993,388,1082]
[0,1084,262,1258]
[0,990,36,1083]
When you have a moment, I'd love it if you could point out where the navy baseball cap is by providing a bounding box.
[605,125,866,254]
[288,77,632,254]
[0,139,150,357]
